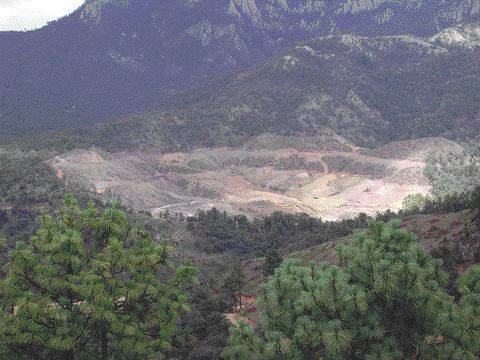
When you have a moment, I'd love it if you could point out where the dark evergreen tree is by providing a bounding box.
[263,250,283,276]
[0,234,6,278]
[471,186,480,227]
[168,285,230,360]
[425,264,480,358]
[223,264,246,311]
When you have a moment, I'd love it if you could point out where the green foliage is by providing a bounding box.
[224,221,480,359]
[0,149,99,248]
[472,186,480,228]
[399,188,475,216]
[0,195,196,359]
[263,250,283,276]
[425,150,480,197]
[430,245,462,299]
[223,264,247,311]
[187,209,370,257]
[435,265,480,359]
[168,284,230,360]
[0,149,63,206]
[402,193,430,213]
[0,234,6,277]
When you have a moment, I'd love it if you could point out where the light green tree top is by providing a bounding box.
[0,194,196,360]
[224,220,480,359]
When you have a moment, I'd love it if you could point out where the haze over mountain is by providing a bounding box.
[1,0,480,137]
[21,24,480,155]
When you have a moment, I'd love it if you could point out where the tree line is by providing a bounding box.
[185,208,372,257]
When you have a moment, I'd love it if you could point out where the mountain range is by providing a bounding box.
[1,0,480,137]
[16,23,480,155]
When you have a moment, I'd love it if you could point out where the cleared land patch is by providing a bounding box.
[47,137,460,220]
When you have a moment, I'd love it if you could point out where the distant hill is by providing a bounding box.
[1,0,480,137]
[15,26,480,154]
[161,30,480,148]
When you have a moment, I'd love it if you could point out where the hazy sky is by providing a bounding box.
[0,0,85,31]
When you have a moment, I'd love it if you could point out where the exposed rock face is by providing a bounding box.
[431,23,480,48]
[80,0,129,24]
[1,0,480,137]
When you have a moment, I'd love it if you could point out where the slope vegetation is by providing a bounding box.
[13,26,480,154]
[1,1,480,136]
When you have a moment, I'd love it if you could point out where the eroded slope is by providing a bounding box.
[47,136,462,220]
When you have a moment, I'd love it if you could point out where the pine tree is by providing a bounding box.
[0,234,6,275]
[471,186,480,227]
[223,264,246,311]
[434,264,480,359]
[263,249,283,276]
[224,220,480,359]
[0,195,196,359]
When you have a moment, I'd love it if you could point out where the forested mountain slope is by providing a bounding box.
[16,25,480,153]
[1,0,480,136]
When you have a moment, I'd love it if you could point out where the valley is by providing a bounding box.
[47,136,461,220]
[1,1,480,358]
